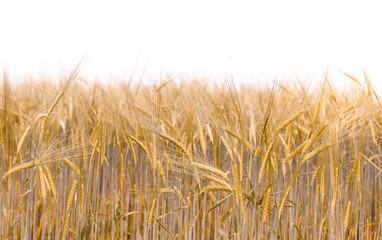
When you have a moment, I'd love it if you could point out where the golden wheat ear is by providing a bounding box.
[3,69,382,238]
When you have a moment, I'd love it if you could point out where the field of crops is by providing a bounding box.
[1,67,382,239]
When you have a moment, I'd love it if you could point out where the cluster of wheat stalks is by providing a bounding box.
[1,69,382,239]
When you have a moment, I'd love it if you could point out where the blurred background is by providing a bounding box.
[1,0,382,91]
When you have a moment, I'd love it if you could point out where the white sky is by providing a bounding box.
[1,0,382,90]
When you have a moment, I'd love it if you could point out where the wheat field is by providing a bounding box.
[1,68,382,239]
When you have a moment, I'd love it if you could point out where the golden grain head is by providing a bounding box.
[2,73,381,238]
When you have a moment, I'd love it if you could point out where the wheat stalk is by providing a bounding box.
[88,139,98,168]
[220,208,233,222]
[16,124,31,156]
[97,121,107,177]
[301,144,331,164]
[276,109,306,133]
[191,162,227,179]
[124,128,151,161]
[2,161,35,180]
[220,135,235,162]
[62,178,78,240]
[80,181,84,219]
[66,178,78,213]
[225,128,257,153]
[196,116,207,157]
[201,174,232,190]
[259,141,275,183]
[203,185,232,192]
[41,62,83,134]
[158,188,175,193]
[62,158,80,175]
[344,200,352,229]
[37,166,47,203]
[158,132,193,162]
[279,184,293,218]
[42,165,56,197]
[300,123,328,157]
[263,187,271,224]
[148,197,158,227]
[284,142,306,162]
[369,119,377,145]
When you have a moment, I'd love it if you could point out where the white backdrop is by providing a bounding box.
[1,0,382,91]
